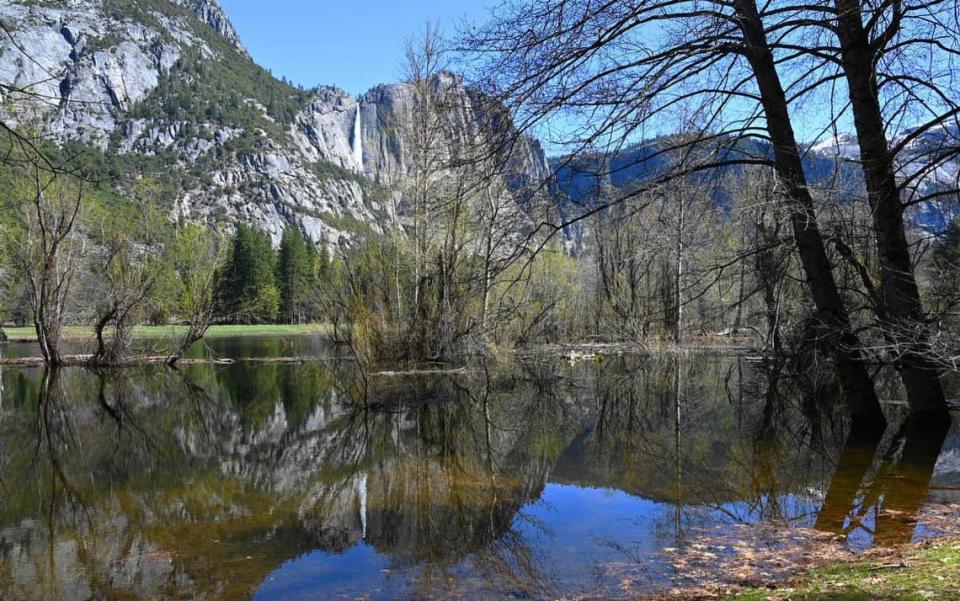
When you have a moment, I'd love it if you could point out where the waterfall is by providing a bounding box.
[359,473,368,539]
[352,103,363,171]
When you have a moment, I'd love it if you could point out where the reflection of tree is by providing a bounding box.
[737,364,847,525]
[7,369,148,600]
[303,368,562,596]
[0,367,282,600]
[0,359,953,600]
[554,356,838,509]
[816,417,950,547]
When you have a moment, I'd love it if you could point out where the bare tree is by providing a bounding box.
[403,23,451,319]
[736,169,794,355]
[6,163,85,366]
[462,0,887,429]
[88,232,158,366]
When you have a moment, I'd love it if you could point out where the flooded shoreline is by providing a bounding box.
[0,336,956,600]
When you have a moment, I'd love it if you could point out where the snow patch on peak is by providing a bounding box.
[810,133,860,159]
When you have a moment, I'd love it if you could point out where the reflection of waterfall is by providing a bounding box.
[359,473,368,539]
[352,103,363,171]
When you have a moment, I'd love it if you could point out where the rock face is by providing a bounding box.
[171,0,247,54]
[293,73,551,190]
[0,0,551,245]
[0,2,197,147]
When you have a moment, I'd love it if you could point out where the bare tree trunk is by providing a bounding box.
[734,0,886,432]
[92,309,116,365]
[733,228,746,335]
[832,0,947,420]
[675,187,684,345]
[481,251,493,333]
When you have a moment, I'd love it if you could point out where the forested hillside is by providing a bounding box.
[0,0,549,245]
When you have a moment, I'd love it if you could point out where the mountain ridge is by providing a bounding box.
[550,131,959,231]
[0,0,549,245]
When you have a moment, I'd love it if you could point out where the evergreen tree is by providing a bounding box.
[318,239,333,280]
[277,226,316,324]
[219,224,279,323]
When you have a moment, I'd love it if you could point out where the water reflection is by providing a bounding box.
[816,418,953,549]
[0,346,955,600]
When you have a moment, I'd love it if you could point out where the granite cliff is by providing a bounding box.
[0,0,550,244]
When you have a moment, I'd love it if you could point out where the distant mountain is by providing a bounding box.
[551,136,860,208]
[0,0,549,244]
[3,0,952,244]
[813,125,960,230]
[552,129,959,231]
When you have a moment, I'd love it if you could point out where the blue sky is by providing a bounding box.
[217,1,851,146]
[220,0,496,96]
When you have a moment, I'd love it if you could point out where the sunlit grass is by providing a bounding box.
[2,324,330,341]
[729,538,960,600]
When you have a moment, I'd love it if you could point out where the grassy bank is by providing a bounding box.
[1,324,330,342]
[728,538,960,600]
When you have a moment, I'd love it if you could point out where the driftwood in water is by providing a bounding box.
[0,354,481,379]
[0,354,337,368]
[371,367,472,377]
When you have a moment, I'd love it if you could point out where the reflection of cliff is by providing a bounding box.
[0,365,569,599]
[0,360,954,600]
[294,380,566,566]
[932,429,960,503]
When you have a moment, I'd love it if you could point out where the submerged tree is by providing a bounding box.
[85,200,170,365]
[818,0,956,420]
[165,224,224,365]
[462,0,959,426]
[5,164,85,366]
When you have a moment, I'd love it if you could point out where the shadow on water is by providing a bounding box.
[0,339,956,600]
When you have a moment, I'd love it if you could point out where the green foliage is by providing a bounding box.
[218,224,279,323]
[502,245,587,344]
[321,228,588,362]
[0,136,172,240]
[277,226,318,324]
[160,223,223,325]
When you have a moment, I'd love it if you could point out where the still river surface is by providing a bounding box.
[0,335,957,600]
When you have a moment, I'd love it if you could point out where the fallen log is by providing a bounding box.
[0,354,341,368]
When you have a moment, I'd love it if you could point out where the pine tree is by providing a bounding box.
[277,226,316,324]
[316,236,331,281]
[219,224,279,323]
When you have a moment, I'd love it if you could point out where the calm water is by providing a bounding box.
[0,337,956,600]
